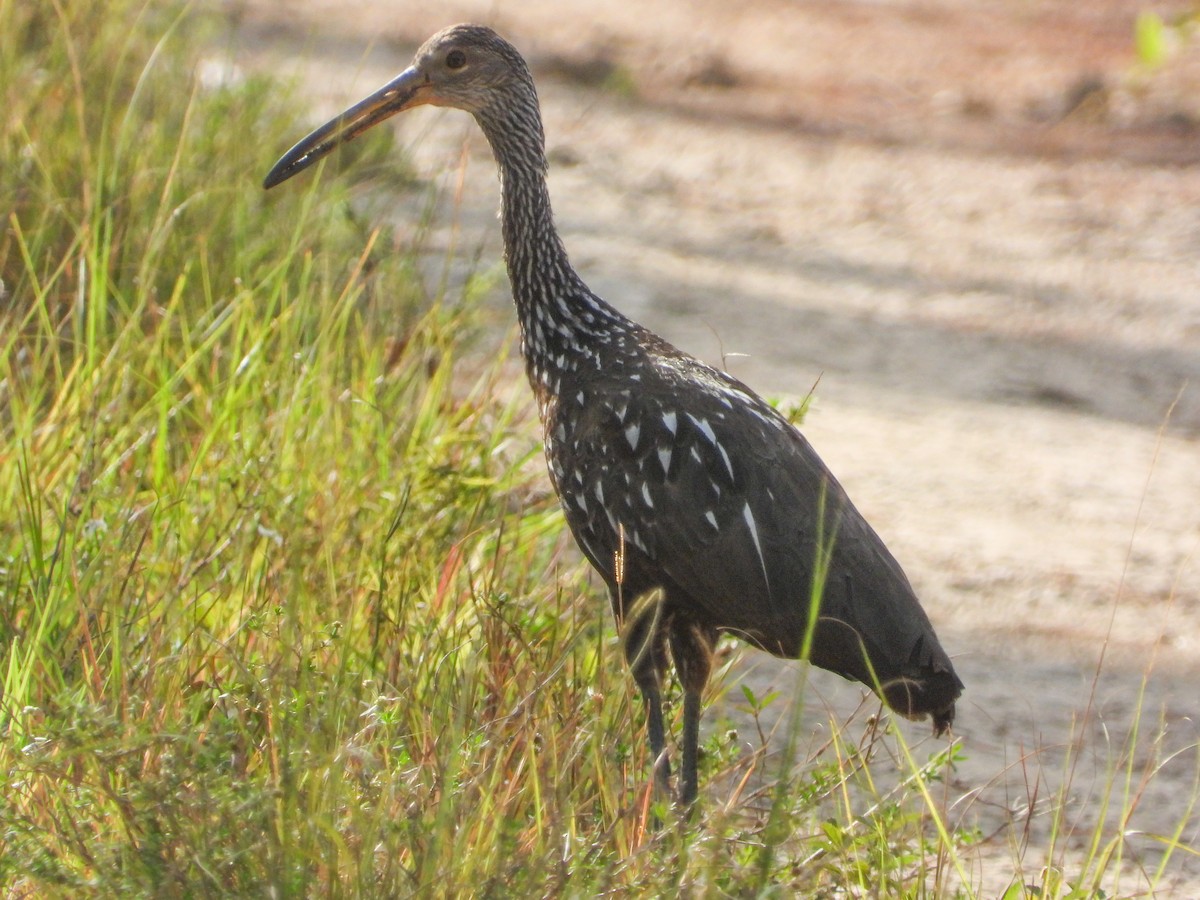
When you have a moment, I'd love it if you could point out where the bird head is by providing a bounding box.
[263,24,527,189]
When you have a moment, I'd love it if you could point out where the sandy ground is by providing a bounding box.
[223,0,1199,890]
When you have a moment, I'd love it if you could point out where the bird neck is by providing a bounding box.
[474,94,637,355]
[476,98,581,305]
[473,90,657,417]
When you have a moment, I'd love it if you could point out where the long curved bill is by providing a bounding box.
[263,66,425,189]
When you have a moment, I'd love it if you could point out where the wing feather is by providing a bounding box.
[551,355,960,711]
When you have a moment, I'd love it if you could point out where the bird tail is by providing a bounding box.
[881,671,961,736]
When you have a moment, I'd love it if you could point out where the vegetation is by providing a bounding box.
[1,0,1193,896]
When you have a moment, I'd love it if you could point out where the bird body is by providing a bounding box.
[265,24,963,807]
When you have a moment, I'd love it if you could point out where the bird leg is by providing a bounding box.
[640,677,670,798]
[680,690,703,811]
[669,620,718,810]
[619,589,671,798]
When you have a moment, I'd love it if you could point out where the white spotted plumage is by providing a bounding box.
[624,422,640,452]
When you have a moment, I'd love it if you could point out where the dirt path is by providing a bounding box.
[227,0,1199,887]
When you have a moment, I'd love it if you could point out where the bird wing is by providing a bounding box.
[555,353,957,696]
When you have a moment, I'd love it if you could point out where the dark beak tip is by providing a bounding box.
[262,66,422,192]
[262,159,293,190]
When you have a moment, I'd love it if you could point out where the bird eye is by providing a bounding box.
[446,49,467,70]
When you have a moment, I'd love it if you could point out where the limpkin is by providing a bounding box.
[264,24,963,807]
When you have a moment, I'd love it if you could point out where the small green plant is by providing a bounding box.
[1133,8,1200,70]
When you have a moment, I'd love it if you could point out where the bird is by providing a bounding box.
[264,24,963,808]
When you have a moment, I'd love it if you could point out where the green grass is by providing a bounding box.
[2,0,1196,896]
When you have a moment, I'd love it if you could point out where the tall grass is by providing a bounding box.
[1,0,1194,896]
